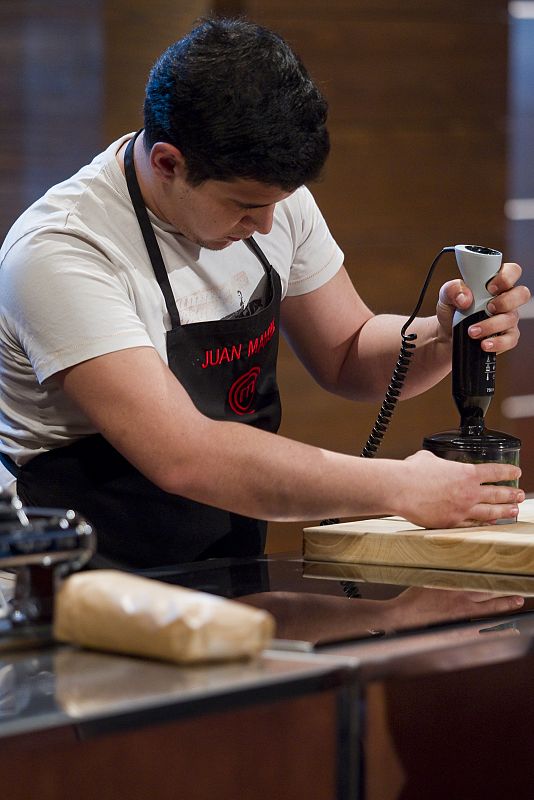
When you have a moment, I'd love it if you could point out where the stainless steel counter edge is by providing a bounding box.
[0,643,360,740]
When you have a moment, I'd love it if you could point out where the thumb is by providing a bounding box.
[436,279,472,334]
[438,278,472,311]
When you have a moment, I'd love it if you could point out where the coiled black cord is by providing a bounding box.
[320,246,455,598]
[360,332,417,458]
[359,246,455,459]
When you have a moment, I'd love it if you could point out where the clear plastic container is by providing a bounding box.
[423,428,521,523]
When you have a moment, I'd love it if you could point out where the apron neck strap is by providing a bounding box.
[124,130,182,327]
[245,235,272,277]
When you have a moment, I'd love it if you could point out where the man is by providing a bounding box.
[0,17,529,569]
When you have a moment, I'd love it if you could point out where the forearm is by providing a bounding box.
[337,312,452,401]
[59,347,407,522]
[240,588,525,645]
[158,411,518,526]
[159,413,411,522]
[239,592,399,644]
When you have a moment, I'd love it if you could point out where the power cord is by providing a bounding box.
[360,246,455,457]
[320,247,455,598]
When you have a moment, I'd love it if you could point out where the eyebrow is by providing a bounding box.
[233,200,275,210]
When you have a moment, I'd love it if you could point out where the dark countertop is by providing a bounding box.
[144,552,534,677]
[147,551,534,622]
[1,550,534,742]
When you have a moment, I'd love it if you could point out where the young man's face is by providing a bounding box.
[162,176,293,250]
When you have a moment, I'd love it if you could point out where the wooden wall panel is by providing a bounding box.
[103,0,208,141]
[260,18,506,128]
[0,1,209,239]
[502,15,534,494]
[245,0,506,17]
[253,1,510,551]
[314,128,505,265]
[0,1,104,239]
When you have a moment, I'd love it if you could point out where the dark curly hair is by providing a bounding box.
[143,17,330,189]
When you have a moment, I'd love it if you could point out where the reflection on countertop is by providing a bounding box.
[144,553,534,647]
[1,551,534,741]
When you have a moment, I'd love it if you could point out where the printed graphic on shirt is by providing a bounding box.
[176,271,251,324]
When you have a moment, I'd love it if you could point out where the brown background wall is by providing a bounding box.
[247,1,514,549]
[1,1,526,552]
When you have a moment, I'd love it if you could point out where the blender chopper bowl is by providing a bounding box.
[423,428,521,525]
[422,429,521,486]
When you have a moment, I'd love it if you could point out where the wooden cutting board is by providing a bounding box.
[303,498,534,576]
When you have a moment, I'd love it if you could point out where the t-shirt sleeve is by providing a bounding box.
[0,232,154,383]
[285,186,344,297]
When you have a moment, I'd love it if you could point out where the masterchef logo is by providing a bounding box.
[228,366,261,415]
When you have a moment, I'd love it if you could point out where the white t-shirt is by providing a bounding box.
[0,133,344,468]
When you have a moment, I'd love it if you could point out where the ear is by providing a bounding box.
[150,142,188,183]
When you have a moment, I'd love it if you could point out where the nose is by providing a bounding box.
[241,205,275,235]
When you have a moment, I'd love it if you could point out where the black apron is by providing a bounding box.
[15,131,282,569]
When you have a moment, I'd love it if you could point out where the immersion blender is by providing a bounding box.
[423,245,521,514]
[330,244,521,601]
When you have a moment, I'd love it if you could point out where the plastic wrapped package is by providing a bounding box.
[54,570,275,664]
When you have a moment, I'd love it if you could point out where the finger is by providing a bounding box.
[462,504,520,524]
[473,595,525,615]
[474,462,522,485]
[476,482,524,520]
[438,279,472,310]
[480,334,517,356]
[477,484,525,504]
[468,310,519,339]
[486,284,531,315]
[479,330,519,355]
[486,262,522,294]
[457,482,523,522]
[468,591,521,603]
[469,309,518,333]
